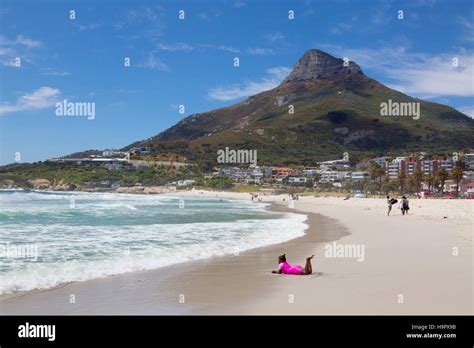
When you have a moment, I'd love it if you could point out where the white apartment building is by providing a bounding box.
[320,171,351,182]
[351,172,370,180]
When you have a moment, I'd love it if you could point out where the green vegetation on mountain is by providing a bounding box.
[128,49,474,165]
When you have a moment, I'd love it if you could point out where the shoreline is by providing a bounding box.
[0,200,341,314]
[3,186,473,199]
[0,190,472,315]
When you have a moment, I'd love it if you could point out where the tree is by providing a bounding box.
[369,163,380,182]
[384,179,399,195]
[312,173,321,183]
[406,175,416,194]
[423,174,434,194]
[377,166,386,184]
[370,163,386,195]
[412,169,423,193]
[451,166,464,197]
[304,178,314,189]
[436,168,449,194]
[369,163,385,185]
[397,172,407,193]
[432,176,440,194]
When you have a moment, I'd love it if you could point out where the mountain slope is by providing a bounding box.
[127,49,474,165]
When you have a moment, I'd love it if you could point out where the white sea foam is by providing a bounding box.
[0,191,308,294]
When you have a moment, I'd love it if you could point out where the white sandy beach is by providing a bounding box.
[172,191,474,314]
[0,191,472,315]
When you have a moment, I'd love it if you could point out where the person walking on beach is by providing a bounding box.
[387,195,393,216]
[387,196,398,216]
[271,254,314,275]
[401,196,410,215]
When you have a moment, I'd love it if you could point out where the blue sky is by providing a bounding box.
[0,0,473,164]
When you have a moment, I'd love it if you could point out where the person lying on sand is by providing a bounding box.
[271,254,314,275]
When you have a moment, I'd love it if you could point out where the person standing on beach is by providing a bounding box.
[387,196,393,216]
[401,196,410,215]
[387,196,398,216]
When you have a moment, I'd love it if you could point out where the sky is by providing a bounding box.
[0,0,473,165]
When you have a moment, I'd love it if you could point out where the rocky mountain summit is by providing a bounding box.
[283,49,364,83]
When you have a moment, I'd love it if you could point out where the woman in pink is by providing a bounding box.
[271,254,314,275]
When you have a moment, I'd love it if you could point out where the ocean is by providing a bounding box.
[0,190,307,294]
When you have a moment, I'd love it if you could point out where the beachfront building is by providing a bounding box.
[217,166,268,184]
[465,153,474,169]
[320,170,351,182]
[465,181,474,198]
[245,167,264,184]
[271,167,292,181]
[351,172,370,180]
[303,167,320,177]
[287,176,307,184]
[405,159,418,176]
[317,153,350,170]
[384,156,461,178]
[218,167,247,182]
[177,180,195,187]
[420,160,435,175]
[102,149,128,158]
[464,171,474,180]
[387,160,401,179]
[371,157,388,167]
[130,147,152,155]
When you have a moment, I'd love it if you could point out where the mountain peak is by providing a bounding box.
[283,49,364,84]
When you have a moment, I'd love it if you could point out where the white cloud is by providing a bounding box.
[199,44,240,54]
[44,71,71,76]
[216,45,240,54]
[458,15,474,42]
[114,6,164,34]
[42,69,71,76]
[139,53,170,71]
[122,6,162,24]
[15,35,41,48]
[234,1,246,8]
[0,87,61,115]
[0,35,41,66]
[198,13,210,21]
[160,43,240,54]
[319,44,474,98]
[156,42,194,52]
[265,32,285,42]
[303,8,314,16]
[0,47,15,56]
[386,55,474,97]
[371,2,393,25]
[457,106,474,118]
[247,47,274,56]
[330,23,353,35]
[266,67,292,80]
[77,23,100,32]
[208,67,291,101]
